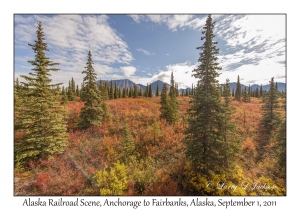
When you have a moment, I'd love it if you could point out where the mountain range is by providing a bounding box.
[99,79,286,93]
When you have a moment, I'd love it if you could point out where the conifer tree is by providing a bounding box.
[133,84,138,98]
[121,124,135,164]
[169,72,179,123]
[148,84,153,97]
[14,22,67,167]
[256,77,280,155]
[14,78,22,131]
[61,86,69,105]
[76,85,79,97]
[109,80,113,100]
[160,83,170,121]
[260,84,263,98]
[185,15,239,177]
[260,77,279,135]
[78,50,110,129]
[114,83,118,99]
[175,83,179,96]
[144,84,148,97]
[156,82,159,96]
[247,85,251,102]
[235,75,241,101]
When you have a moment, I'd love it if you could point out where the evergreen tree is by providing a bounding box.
[78,50,110,129]
[256,77,280,155]
[14,22,67,167]
[156,82,159,96]
[61,86,69,105]
[121,124,135,164]
[242,87,247,102]
[144,84,148,97]
[14,78,22,131]
[231,88,234,97]
[76,84,80,97]
[109,80,113,100]
[133,84,138,98]
[260,84,263,98]
[159,83,170,121]
[260,77,280,135]
[270,96,286,179]
[148,84,153,97]
[169,72,179,123]
[247,85,251,102]
[175,83,179,96]
[114,83,118,99]
[185,15,239,178]
[235,75,241,101]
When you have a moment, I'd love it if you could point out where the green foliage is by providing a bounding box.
[185,15,240,178]
[148,84,153,97]
[93,161,128,196]
[127,155,156,195]
[160,83,171,121]
[159,73,179,124]
[61,86,69,105]
[14,21,68,167]
[261,77,279,132]
[235,75,241,101]
[121,124,135,163]
[270,98,286,179]
[78,50,110,129]
[156,82,159,96]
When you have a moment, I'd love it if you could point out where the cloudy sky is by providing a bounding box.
[14,14,286,89]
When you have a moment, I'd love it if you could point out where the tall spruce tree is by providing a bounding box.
[257,77,280,150]
[235,75,241,101]
[159,83,170,121]
[148,84,153,97]
[78,50,110,129]
[14,22,67,167]
[169,72,179,123]
[185,15,239,178]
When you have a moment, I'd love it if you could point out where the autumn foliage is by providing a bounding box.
[14,95,286,195]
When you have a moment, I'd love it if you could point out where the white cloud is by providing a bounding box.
[120,66,137,77]
[136,48,154,56]
[129,14,207,32]
[14,14,134,87]
[128,15,144,23]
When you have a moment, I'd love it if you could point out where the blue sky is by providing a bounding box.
[14,14,286,89]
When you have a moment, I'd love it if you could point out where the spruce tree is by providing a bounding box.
[133,84,138,98]
[260,84,263,98]
[159,83,170,121]
[14,22,67,167]
[121,124,135,164]
[242,86,247,102]
[169,72,179,123]
[78,50,110,129]
[185,15,239,177]
[61,86,69,105]
[148,84,153,97]
[156,82,159,96]
[109,80,113,100]
[235,75,241,101]
[256,77,280,156]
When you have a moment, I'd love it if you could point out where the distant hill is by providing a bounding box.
[228,82,286,92]
[99,79,144,90]
[99,79,286,93]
